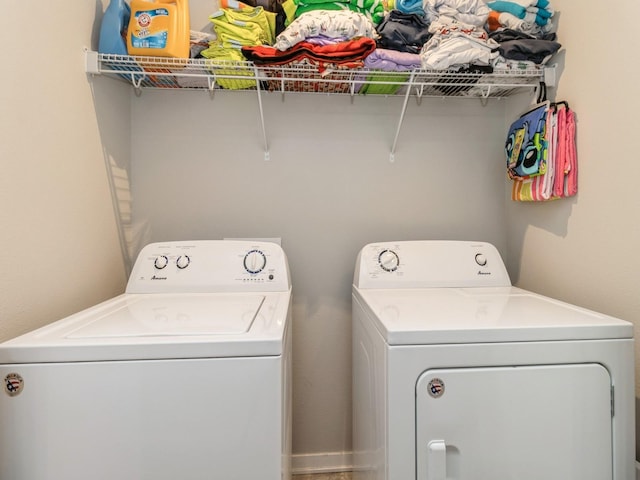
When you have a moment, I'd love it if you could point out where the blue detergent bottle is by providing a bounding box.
[98,0,131,55]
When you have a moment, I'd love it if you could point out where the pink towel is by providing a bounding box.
[553,105,578,198]
[563,108,578,196]
[552,105,566,197]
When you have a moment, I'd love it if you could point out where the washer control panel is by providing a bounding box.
[127,240,290,293]
[152,254,192,270]
[354,241,511,289]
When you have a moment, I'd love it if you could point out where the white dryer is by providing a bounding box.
[0,240,292,480]
[352,241,635,480]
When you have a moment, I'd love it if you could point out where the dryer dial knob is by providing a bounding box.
[176,255,191,269]
[475,253,487,266]
[378,249,400,272]
[154,255,169,270]
[244,250,266,274]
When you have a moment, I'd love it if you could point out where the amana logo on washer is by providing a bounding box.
[4,373,24,397]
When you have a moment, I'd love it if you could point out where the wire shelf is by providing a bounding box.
[85,50,551,161]
[86,51,545,98]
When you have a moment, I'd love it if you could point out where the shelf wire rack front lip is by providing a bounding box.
[95,52,545,96]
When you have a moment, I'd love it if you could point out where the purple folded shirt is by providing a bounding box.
[364,48,422,71]
[304,34,350,46]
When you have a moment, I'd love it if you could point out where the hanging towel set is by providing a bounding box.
[506,99,577,202]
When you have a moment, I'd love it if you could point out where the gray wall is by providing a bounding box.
[130,90,509,461]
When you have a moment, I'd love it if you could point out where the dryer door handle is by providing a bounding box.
[427,440,447,480]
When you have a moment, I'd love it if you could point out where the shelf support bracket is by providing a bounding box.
[280,69,286,102]
[479,85,491,106]
[349,73,357,103]
[207,76,217,93]
[544,64,557,88]
[415,84,425,106]
[389,71,416,162]
[254,66,270,160]
[84,49,100,75]
[131,73,145,96]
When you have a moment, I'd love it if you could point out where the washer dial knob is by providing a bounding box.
[378,249,400,272]
[244,250,266,274]
[176,255,191,269]
[154,255,169,270]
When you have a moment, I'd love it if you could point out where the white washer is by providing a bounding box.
[0,240,292,480]
[352,241,635,480]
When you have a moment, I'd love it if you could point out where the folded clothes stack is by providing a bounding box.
[420,21,499,70]
[423,0,491,28]
[489,28,560,65]
[273,10,378,50]
[202,2,278,89]
[486,0,555,36]
[242,37,377,92]
[376,10,431,54]
[188,0,564,91]
[242,36,377,65]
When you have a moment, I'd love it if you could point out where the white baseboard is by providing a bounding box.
[293,456,640,477]
[294,455,640,477]
[294,456,638,477]
[292,451,353,475]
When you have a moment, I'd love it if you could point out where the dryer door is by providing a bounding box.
[416,364,612,480]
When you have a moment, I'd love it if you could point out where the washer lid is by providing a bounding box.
[355,286,633,345]
[67,294,264,338]
[0,292,290,363]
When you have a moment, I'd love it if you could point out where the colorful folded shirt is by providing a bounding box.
[292,0,385,24]
[242,37,377,69]
[487,0,553,26]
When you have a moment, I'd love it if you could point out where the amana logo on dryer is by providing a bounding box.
[427,378,445,398]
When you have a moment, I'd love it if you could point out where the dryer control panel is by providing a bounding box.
[354,241,511,289]
[126,241,291,293]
